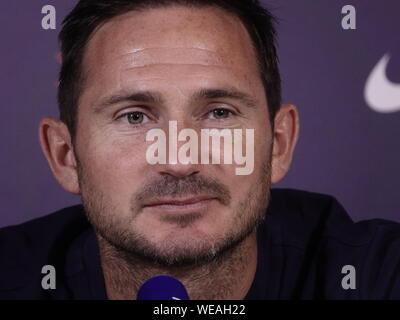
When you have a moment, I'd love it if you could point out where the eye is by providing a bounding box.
[207,108,234,120]
[117,111,150,125]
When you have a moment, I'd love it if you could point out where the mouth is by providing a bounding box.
[143,195,218,214]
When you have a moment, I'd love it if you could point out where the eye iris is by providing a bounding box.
[127,112,143,124]
[213,109,229,119]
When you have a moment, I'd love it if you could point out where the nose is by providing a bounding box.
[155,118,202,179]
[160,163,200,179]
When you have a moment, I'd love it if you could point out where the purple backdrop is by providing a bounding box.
[0,0,399,227]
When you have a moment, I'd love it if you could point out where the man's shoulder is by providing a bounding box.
[269,188,400,247]
[0,205,89,292]
[0,205,88,252]
[268,188,400,299]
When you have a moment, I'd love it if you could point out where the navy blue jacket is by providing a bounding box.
[1,189,399,299]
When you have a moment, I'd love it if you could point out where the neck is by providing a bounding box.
[97,232,258,300]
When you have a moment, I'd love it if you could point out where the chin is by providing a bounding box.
[144,235,225,267]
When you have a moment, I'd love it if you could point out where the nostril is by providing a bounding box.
[160,167,200,179]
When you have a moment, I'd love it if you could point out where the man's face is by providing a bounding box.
[75,5,273,266]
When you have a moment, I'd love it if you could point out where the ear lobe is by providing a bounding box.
[38,118,80,194]
[270,104,300,184]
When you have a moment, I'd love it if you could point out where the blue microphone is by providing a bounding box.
[136,275,190,300]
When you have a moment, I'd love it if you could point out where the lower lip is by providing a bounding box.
[143,199,217,214]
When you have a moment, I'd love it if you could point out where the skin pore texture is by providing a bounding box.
[39,5,299,300]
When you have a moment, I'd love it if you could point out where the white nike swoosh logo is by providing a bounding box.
[364,54,400,113]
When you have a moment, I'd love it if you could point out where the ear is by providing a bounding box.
[38,118,80,194]
[270,104,300,184]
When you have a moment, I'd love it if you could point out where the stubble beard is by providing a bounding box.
[77,156,271,269]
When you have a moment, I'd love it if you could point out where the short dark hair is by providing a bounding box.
[58,0,281,139]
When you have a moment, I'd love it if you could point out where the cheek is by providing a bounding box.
[237,128,271,188]
[216,122,271,201]
[78,132,150,199]
[254,117,273,157]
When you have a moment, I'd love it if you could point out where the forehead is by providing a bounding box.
[81,5,263,103]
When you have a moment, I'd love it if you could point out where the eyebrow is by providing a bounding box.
[94,91,164,113]
[193,88,258,110]
[94,87,258,113]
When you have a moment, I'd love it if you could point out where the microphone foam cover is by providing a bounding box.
[136,275,190,300]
